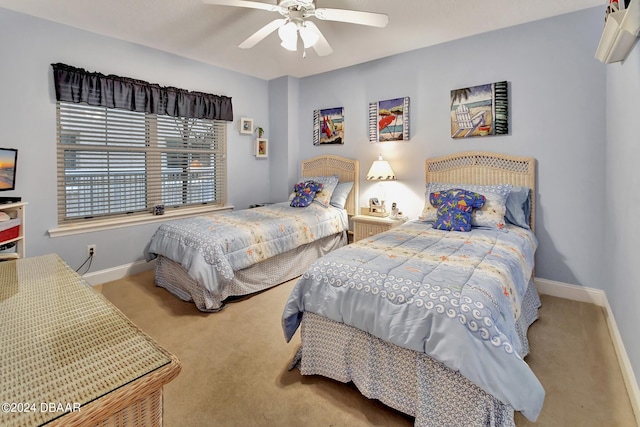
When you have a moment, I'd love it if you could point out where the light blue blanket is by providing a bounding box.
[282,220,544,421]
[145,202,347,294]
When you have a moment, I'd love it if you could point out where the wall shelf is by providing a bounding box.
[0,201,26,260]
[596,0,640,63]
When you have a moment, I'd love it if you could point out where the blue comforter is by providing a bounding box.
[282,221,544,421]
[145,202,348,294]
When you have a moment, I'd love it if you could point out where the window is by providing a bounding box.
[56,102,227,225]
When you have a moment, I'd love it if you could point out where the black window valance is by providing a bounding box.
[52,63,233,121]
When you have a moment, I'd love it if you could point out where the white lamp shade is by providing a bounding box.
[299,22,319,48]
[366,156,396,180]
[278,21,298,51]
[280,38,298,51]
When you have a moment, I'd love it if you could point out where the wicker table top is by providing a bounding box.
[0,254,180,427]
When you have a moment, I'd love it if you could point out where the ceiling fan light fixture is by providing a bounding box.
[278,20,298,51]
[280,38,297,51]
[299,22,319,48]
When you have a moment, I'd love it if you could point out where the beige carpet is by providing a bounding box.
[100,271,637,426]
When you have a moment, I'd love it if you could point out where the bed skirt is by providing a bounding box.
[155,232,348,312]
[289,279,541,426]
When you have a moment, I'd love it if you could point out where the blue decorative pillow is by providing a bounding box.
[290,181,323,207]
[289,175,339,208]
[430,189,486,232]
[330,181,354,209]
[420,182,511,230]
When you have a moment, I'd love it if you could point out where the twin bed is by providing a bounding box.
[145,151,543,425]
[144,155,359,312]
[282,151,543,425]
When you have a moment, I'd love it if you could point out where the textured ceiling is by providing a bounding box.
[0,0,603,80]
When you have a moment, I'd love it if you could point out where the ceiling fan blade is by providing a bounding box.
[239,18,286,48]
[313,8,389,28]
[304,21,333,56]
[202,0,282,13]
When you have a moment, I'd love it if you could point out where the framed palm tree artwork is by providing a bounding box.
[368,97,410,143]
[450,81,508,139]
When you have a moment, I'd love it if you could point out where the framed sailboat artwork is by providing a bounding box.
[313,107,344,145]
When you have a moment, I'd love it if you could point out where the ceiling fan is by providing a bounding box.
[203,0,389,57]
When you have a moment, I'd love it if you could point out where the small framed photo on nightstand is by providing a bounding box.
[368,198,387,216]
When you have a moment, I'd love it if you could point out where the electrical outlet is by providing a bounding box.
[87,244,96,257]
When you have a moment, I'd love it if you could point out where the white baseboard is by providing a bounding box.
[534,278,640,425]
[534,277,607,305]
[81,258,156,286]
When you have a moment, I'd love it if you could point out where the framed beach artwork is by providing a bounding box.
[368,97,410,143]
[450,81,508,139]
[313,107,344,145]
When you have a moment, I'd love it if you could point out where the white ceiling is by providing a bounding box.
[0,0,602,80]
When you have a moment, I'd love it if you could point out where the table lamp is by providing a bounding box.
[365,155,396,216]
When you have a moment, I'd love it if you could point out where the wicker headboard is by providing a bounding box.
[301,155,359,216]
[425,151,536,231]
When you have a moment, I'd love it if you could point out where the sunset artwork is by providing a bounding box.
[0,150,16,189]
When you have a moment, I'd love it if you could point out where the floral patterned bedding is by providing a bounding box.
[144,202,348,295]
[282,220,544,421]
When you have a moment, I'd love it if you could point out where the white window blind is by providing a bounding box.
[57,102,227,224]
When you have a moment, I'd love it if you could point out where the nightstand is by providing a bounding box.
[352,214,407,242]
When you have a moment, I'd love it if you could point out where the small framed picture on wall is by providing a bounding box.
[239,117,254,135]
[255,138,268,158]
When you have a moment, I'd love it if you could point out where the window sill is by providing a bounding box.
[48,205,234,238]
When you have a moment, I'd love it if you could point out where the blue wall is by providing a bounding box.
[295,8,607,291]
